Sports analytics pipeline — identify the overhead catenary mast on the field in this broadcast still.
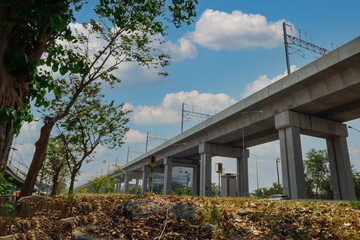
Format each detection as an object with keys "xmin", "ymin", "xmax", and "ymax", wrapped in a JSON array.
[
  {"xmin": 283, "ymin": 22, "xmax": 331, "ymax": 75},
  {"xmin": 181, "ymin": 103, "xmax": 212, "ymax": 133}
]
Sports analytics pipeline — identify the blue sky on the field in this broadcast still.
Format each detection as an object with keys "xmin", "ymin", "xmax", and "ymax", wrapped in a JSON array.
[{"xmin": 10, "ymin": 0, "xmax": 360, "ymax": 192}]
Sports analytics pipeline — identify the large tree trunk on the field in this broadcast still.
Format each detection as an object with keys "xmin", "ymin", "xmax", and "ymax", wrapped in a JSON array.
[
  {"xmin": 0, "ymin": 4, "xmax": 52, "ymax": 173},
  {"xmin": 0, "ymin": 123, "xmax": 13, "ymax": 173},
  {"xmin": 20, "ymin": 118, "xmax": 55, "ymax": 197},
  {"xmin": 0, "ymin": 6, "xmax": 26, "ymax": 172},
  {"xmin": 51, "ymin": 171, "xmax": 60, "ymax": 196},
  {"xmin": 68, "ymin": 172, "xmax": 77, "ymax": 194}
]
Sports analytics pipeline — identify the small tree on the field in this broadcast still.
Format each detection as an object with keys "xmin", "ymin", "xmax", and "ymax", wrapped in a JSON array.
[
  {"xmin": 43, "ymin": 137, "xmax": 70, "ymax": 196},
  {"xmin": 152, "ymin": 183, "xmax": 163, "ymax": 195},
  {"xmin": 90, "ymin": 175, "xmax": 108, "ymax": 194},
  {"xmin": 352, "ymin": 168, "xmax": 360, "ymax": 199},
  {"xmin": 60, "ymin": 86, "xmax": 129, "ymax": 194},
  {"xmin": 304, "ymin": 149, "xmax": 332, "ymax": 199}
]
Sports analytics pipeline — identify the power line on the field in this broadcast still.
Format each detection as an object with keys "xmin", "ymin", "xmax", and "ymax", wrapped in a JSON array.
[
  {"xmin": 283, "ymin": 22, "xmax": 330, "ymax": 75},
  {"xmin": 181, "ymin": 103, "xmax": 212, "ymax": 133},
  {"xmin": 145, "ymin": 132, "xmax": 168, "ymax": 152}
]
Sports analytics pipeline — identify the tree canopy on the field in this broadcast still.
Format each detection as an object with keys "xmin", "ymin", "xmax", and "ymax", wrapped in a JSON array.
[
  {"xmin": 1, "ymin": 0, "xmax": 199, "ymax": 197},
  {"xmin": 304, "ymin": 149, "xmax": 332, "ymax": 199},
  {"xmin": 0, "ymin": 0, "xmax": 198, "ymax": 189}
]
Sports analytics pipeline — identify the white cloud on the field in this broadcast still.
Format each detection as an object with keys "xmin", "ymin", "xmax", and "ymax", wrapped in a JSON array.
[
  {"xmin": 125, "ymin": 129, "xmax": 147, "ymax": 144},
  {"xmin": 163, "ymin": 37, "xmax": 198, "ymax": 61},
  {"xmin": 123, "ymin": 103, "xmax": 134, "ymax": 111},
  {"xmin": 190, "ymin": 9, "xmax": 289, "ymax": 51},
  {"xmin": 93, "ymin": 144, "xmax": 113, "ymax": 159},
  {"xmin": 241, "ymin": 65, "xmax": 296, "ymax": 98},
  {"xmin": 112, "ymin": 63, "xmax": 166, "ymax": 90},
  {"xmin": 131, "ymin": 90, "xmax": 236, "ymax": 125},
  {"xmin": 55, "ymin": 23, "xmax": 168, "ymax": 90}
]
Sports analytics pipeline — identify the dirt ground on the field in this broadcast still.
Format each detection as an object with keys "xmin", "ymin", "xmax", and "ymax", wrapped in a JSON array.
[{"xmin": 0, "ymin": 193, "xmax": 359, "ymax": 239}]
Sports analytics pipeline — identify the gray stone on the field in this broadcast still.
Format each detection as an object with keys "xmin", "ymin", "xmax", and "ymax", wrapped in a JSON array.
[
  {"xmin": 0, "ymin": 235, "xmax": 15, "ymax": 240},
  {"xmin": 205, "ymin": 224, "xmax": 217, "ymax": 232},
  {"xmin": 59, "ymin": 217, "xmax": 76, "ymax": 228},
  {"xmin": 236, "ymin": 209, "xmax": 252, "ymax": 216},
  {"xmin": 72, "ymin": 225, "xmax": 106, "ymax": 240},
  {"xmin": 122, "ymin": 198, "xmax": 197, "ymax": 221}
]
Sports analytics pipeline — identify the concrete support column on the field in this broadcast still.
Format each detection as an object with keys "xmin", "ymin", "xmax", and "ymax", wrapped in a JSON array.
[
  {"xmin": 278, "ymin": 126, "xmax": 306, "ymax": 199},
  {"xmin": 135, "ymin": 178, "xmax": 140, "ymax": 194},
  {"xmin": 192, "ymin": 165, "xmax": 200, "ymax": 196},
  {"xmin": 237, "ymin": 149, "xmax": 249, "ymax": 197},
  {"xmin": 327, "ymin": 136, "xmax": 356, "ymax": 200},
  {"xmin": 141, "ymin": 166, "xmax": 150, "ymax": 193},
  {"xmin": 275, "ymin": 110, "xmax": 352, "ymax": 200},
  {"xmin": 118, "ymin": 179, "xmax": 122, "ymax": 193},
  {"xmin": 114, "ymin": 182, "xmax": 118, "ymax": 193},
  {"xmin": 123, "ymin": 172, "xmax": 130, "ymax": 194},
  {"xmin": 164, "ymin": 157, "xmax": 173, "ymax": 195},
  {"xmin": 199, "ymin": 143, "xmax": 212, "ymax": 196},
  {"xmin": 118, "ymin": 181, "xmax": 122, "ymax": 193}
]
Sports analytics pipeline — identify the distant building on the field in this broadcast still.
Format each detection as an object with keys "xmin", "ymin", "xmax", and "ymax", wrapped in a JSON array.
[{"xmin": 153, "ymin": 167, "xmax": 193, "ymax": 186}]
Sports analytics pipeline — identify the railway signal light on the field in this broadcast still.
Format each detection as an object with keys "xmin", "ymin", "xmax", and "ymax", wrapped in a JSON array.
[{"xmin": 150, "ymin": 154, "xmax": 156, "ymax": 167}]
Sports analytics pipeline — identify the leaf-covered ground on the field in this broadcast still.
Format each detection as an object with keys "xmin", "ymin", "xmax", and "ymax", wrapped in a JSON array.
[{"xmin": 0, "ymin": 193, "xmax": 359, "ymax": 239}]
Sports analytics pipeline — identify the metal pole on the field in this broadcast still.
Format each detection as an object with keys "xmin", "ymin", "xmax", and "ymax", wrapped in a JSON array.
[
  {"xmin": 145, "ymin": 132, "xmax": 149, "ymax": 152},
  {"xmin": 181, "ymin": 103, "xmax": 185, "ymax": 133},
  {"xmin": 149, "ymin": 168, "xmax": 154, "ymax": 192},
  {"xmin": 126, "ymin": 147, "xmax": 130, "ymax": 163},
  {"xmin": 276, "ymin": 158, "xmax": 280, "ymax": 193},
  {"xmin": 242, "ymin": 112, "xmax": 245, "ymax": 198},
  {"xmin": 218, "ymin": 172, "xmax": 221, "ymax": 197},
  {"xmin": 255, "ymin": 155, "xmax": 259, "ymax": 190},
  {"xmin": 283, "ymin": 22, "xmax": 291, "ymax": 75}
]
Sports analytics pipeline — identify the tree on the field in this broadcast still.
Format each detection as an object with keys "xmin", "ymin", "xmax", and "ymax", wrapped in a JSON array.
[
  {"xmin": 171, "ymin": 181, "xmax": 192, "ymax": 196},
  {"xmin": 304, "ymin": 149, "xmax": 332, "ymax": 199},
  {"xmin": 89, "ymin": 175, "xmax": 109, "ymax": 194},
  {"xmin": 1, "ymin": 0, "xmax": 198, "ymax": 196},
  {"xmin": 253, "ymin": 183, "xmax": 283, "ymax": 198},
  {"xmin": 58, "ymin": 86, "xmax": 129, "ymax": 194},
  {"xmin": 353, "ymin": 171, "xmax": 360, "ymax": 199},
  {"xmin": 152, "ymin": 183, "xmax": 163, "ymax": 195},
  {"xmin": 211, "ymin": 182, "xmax": 218, "ymax": 197},
  {"xmin": 0, "ymin": 1, "xmax": 82, "ymax": 173},
  {"xmin": 129, "ymin": 185, "xmax": 141, "ymax": 194},
  {"xmin": 42, "ymin": 137, "xmax": 69, "ymax": 196}
]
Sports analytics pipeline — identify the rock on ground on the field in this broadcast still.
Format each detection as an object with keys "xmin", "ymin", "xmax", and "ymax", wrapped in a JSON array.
[{"xmin": 121, "ymin": 197, "xmax": 197, "ymax": 221}]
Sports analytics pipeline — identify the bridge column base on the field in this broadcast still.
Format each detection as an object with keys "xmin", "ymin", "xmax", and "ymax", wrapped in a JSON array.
[
  {"xmin": 237, "ymin": 149, "xmax": 249, "ymax": 197},
  {"xmin": 327, "ymin": 136, "xmax": 356, "ymax": 200},
  {"xmin": 141, "ymin": 166, "xmax": 150, "ymax": 193},
  {"xmin": 135, "ymin": 178, "xmax": 139, "ymax": 194},
  {"xmin": 199, "ymin": 143, "xmax": 212, "ymax": 196},
  {"xmin": 164, "ymin": 157, "xmax": 173, "ymax": 195},
  {"xmin": 192, "ymin": 165, "xmax": 200, "ymax": 196},
  {"xmin": 123, "ymin": 172, "xmax": 130, "ymax": 194},
  {"xmin": 278, "ymin": 126, "xmax": 306, "ymax": 199},
  {"xmin": 116, "ymin": 181, "xmax": 122, "ymax": 193}
]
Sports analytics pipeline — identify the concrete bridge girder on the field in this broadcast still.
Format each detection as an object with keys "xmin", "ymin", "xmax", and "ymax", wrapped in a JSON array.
[
  {"xmin": 275, "ymin": 111, "xmax": 356, "ymax": 200},
  {"xmin": 112, "ymin": 37, "xmax": 360, "ymax": 200}
]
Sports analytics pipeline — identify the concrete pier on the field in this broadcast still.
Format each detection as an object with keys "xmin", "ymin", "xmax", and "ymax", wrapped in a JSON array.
[{"xmin": 163, "ymin": 157, "xmax": 173, "ymax": 195}]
